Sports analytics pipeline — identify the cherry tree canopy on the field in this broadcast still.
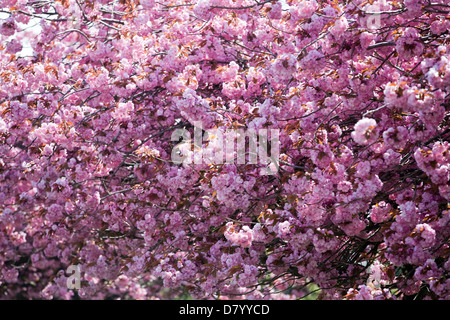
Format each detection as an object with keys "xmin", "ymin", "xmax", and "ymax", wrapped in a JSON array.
[{"xmin": 0, "ymin": 0, "xmax": 449, "ymax": 300}]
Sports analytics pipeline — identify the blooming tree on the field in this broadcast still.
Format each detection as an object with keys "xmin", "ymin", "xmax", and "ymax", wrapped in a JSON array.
[{"xmin": 0, "ymin": 0, "xmax": 449, "ymax": 300}]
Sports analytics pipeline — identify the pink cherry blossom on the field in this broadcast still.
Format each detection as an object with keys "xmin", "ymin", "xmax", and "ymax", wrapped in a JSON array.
[{"xmin": 351, "ymin": 118, "xmax": 379, "ymax": 146}]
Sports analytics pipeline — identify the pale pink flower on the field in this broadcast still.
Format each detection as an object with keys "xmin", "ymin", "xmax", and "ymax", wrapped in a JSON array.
[{"xmin": 351, "ymin": 118, "xmax": 379, "ymax": 145}]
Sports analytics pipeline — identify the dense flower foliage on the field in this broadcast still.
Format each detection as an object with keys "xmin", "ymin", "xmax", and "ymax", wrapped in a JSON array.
[{"xmin": 0, "ymin": 0, "xmax": 449, "ymax": 300}]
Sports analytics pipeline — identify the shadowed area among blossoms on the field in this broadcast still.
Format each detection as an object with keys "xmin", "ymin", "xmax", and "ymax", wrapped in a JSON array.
[{"xmin": 0, "ymin": 0, "xmax": 449, "ymax": 300}]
